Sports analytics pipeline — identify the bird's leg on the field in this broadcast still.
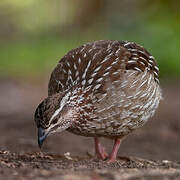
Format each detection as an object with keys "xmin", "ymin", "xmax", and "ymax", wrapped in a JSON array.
[
  {"xmin": 94, "ymin": 137, "xmax": 108, "ymax": 160},
  {"xmin": 107, "ymin": 138, "xmax": 122, "ymax": 163}
]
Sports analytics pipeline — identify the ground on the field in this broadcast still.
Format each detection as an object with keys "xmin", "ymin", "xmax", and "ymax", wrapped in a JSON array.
[{"xmin": 0, "ymin": 78, "xmax": 180, "ymax": 179}]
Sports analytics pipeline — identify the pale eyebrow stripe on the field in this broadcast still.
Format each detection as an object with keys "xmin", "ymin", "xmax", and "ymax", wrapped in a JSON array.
[{"xmin": 49, "ymin": 92, "xmax": 71, "ymax": 124}]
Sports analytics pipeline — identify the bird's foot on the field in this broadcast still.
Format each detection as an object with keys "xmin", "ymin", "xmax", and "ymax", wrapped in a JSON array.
[
  {"xmin": 106, "ymin": 158, "xmax": 116, "ymax": 163},
  {"xmin": 94, "ymin": 137, "xmax": 108, "ymax": 160},
  {"xmin": 106, "ymin": 138, "xmax": 122, "ymax": 163},
  {"xmin": 96, "ymin": 145, "xmax": 109, "ymax": 160}
]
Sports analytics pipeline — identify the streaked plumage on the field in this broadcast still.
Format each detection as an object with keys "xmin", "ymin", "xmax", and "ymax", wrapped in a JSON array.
[{"xmin": 34, "ymin": 40, "xmax": 162, "ymax": 162}]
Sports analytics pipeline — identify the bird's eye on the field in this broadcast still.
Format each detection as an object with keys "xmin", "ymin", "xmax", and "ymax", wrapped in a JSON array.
[{"xmin": 35, "ymin": 101, "xmax": 44, "ymax": 119}]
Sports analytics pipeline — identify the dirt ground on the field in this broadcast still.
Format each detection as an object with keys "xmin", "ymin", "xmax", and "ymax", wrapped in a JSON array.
[{"xmin": 0, "ymin": 77, "xmax": 180, "ymax": 180}]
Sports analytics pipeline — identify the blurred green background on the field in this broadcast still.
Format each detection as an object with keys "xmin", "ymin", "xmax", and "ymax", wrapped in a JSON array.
[{"xmin": 0, "ymin": 0, "xmax": 180, "ymax": 79}]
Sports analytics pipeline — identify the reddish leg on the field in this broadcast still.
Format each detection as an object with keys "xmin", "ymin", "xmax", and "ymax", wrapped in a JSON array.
[
  {"xmin": 107, "ymin": 139, "xmax": 122, "ymax": 163},
  {"xmin": 94, "ymin": 137, "xmax": 108, "ymax": 160}
]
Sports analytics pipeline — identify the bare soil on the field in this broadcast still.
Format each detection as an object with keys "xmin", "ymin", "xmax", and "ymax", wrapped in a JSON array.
[{"xmin": 0, "ymin": 78, "xmax": 180, "ymax": 180}]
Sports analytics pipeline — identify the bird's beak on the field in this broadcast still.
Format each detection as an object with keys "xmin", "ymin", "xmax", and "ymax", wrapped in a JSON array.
[{"xmin": 38, "ymin": 127, "xmax": 49, "ymax": 148}]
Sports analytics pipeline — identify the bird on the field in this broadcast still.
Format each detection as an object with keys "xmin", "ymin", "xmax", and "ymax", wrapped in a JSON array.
[{"xmin": 34, "ymin": 40, "xmax": 162, "ymax": 162}]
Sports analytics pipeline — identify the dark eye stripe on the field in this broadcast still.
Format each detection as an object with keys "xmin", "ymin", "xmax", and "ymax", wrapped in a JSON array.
[{"xmin": 52, "ymin": 118, "xmax": 58, "ymax": 124}]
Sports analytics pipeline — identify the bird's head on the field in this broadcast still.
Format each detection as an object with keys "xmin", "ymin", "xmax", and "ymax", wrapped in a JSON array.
[{"xmin": 34, "ymin": 92, "xmax": 78, "ymax": 148}]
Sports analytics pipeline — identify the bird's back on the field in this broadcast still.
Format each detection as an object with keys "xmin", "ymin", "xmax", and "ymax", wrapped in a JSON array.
[{"xmin": 48, "ymin": 40, "xmax": 162, "ymax": 138}]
